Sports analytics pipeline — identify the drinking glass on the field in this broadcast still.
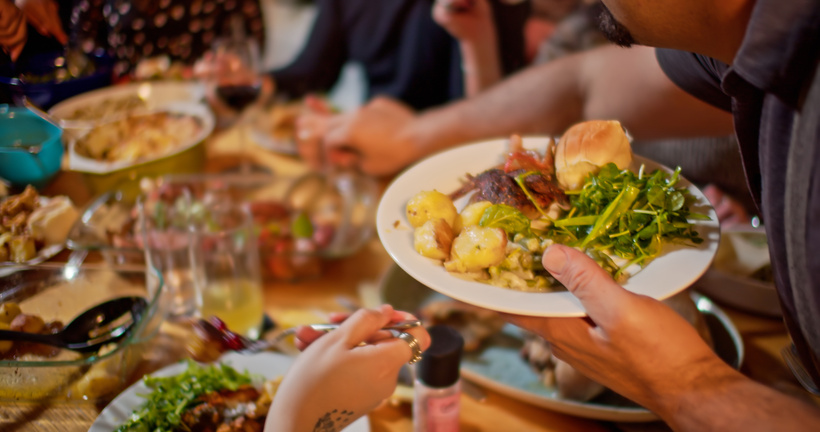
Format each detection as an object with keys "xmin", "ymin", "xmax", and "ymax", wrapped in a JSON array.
[
  {"xmin": 138, "ymin": 191, "xmax": 198, "ymax": 318},
  {"xmin": 206, "ymin": 15, "xmax": 270, "ymax": 180},
  {"xmin": 188, "ymin": 201, "xmax": 265, "ymax": 339}
]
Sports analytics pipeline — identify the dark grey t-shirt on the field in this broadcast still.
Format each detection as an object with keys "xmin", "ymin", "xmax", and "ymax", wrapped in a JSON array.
[{"xmin": 656, "ymin": 0, "xmax": 820, "ymax": 381}]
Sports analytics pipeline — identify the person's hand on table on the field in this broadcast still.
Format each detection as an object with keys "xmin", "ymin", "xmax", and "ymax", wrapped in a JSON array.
[
  {"xmin": 15, "ymin": 0, "xmax": 66, "ymax": 44},
  {"xmin": 309, "ymin": 96, "xmax": 421, "ymax": 176},
  {"xmin": 294, "ymin": 95, "xmax": 336, "ymax": 170},
  {"xmin": 265, "ymin": 305, "xmax": 430, "ymax": 432}
]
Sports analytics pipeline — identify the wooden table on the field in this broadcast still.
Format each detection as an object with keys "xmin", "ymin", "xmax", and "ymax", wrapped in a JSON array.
[{"xmin": 3, "ymin": 129, "xmax": 817, "ymax": 431}]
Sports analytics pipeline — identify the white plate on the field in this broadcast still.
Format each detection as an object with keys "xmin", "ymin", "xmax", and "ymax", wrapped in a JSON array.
[
  {"xmin": 65, "ymin": 101, "xmax": 215, "ymax": 174},
  {"xmin": 90, "ymin": 352, "xmax": 370, "ymax": 432},
  {"xmin": 250, "ymin": 127, "xmax": 297, "ymax": 155},
  {"xmin": 49, "ymin": 80, "xmax": 206, "ymax": 120},
  {"xmin": 380, "ymin": 264, "xmax": 743, "ymax": 422},
  {"xmin": 377, "ymin": 137, "xmax": 720, "ymax": 317}
]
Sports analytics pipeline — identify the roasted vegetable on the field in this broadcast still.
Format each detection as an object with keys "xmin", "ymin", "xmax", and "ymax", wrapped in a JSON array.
[
  {"xmin": 453, "ymin": 200, "xmax": 493, "ymax": 234},
  {"xmin": 414, "ymin": 218, "xmax": 455, "ymax": 260},
  {"xmin": 0, "ymin": 302, "xmax": 21, "ymax": 324},
  {"xmin": 406, "ymin": 190, "xmax": 458, "ymax": 228},
  {"xmin": 445, "ymin": 226, "xmax": 507, "ymax": 273}
]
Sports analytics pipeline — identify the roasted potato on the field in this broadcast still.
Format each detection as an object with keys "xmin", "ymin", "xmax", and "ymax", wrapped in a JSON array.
[
  {"xmin": 406, "ymin": 190, "xmax": 458, "ymax": 228},
  {"xmin": 414, "ymin": 218, "xmax": 454, "ymax": 261},
  {"xmin": 453, "ymin": 200, "xmax": 493, "ymax": 234},
  {"xmin": 0, "ymin": 302, "xmax": 21, "ymax": 324},
  {"xmin": 9, "ymin": 236, "xmax": 36, "ymax": 263},
  {"xmin": 445, "ymin": 226, "xmax": 507, "ymax": 273}
]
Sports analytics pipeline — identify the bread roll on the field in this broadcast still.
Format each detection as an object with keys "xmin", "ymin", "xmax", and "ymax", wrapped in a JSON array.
[{"xmin": 554, "ymin": 120, "xmax": 632, "ymax": 190}]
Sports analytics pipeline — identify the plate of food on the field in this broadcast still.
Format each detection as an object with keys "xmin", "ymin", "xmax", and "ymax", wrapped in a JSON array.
[
  {"xmin": 250, "ymin": 100, "xmax": 303, "ymax": 155},
  {"xmin": 90, "ymin": 351, "xmax": 371, "ymax": 432},
  {"xmin": 380, "ymin": 263, "xmax": 743, "ymax": 422},
  {"xmin": 48, "ymin": 80, "xmax": 206, "ymax": 124},
  {"xmin": 0, "ymin": 185, "xmax": 79, "ymax": 265},
  {"xmin": 377, "ymin": 121, "xmax": 720, "ymax": 317},
  {"xmin": 65, "ymin": 102, "xmax": 213, "ymax": 174}
]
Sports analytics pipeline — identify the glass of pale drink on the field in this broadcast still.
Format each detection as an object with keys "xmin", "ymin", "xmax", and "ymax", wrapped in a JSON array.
[{"xmin": 188, "ymin": 200, "xmax": 265, "ymax": 339}]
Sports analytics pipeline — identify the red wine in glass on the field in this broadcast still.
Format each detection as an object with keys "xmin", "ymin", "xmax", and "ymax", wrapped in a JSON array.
[{"xmin": 216, "ymin": 83, "xmax": 262, "ymax": 111}]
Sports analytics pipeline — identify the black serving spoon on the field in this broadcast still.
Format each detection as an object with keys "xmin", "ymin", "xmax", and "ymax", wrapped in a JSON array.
[{"xmin": 0, "ymin": 296, "xmax": 148, "ymax": 353}]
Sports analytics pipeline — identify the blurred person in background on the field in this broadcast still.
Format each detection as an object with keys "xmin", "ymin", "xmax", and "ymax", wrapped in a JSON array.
[
  {"xmin": 271, "ymin": 0, "xmax": 530, "ymax": 111},
  {"xmin": 71, "ymin": 0, "xmax": 266, "ymax": 79},
  {"xmin": 10, "ymin": 0, "xmax": 265, "ymax": 79},
  {"xmin": 290, "ymin": 0, "xmax": 529, "ymax": 168}
]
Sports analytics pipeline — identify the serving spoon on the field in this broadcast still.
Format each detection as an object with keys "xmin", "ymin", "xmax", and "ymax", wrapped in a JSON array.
[
  {"xmin": 21, "ymin": 96, "xmax": 98, "ymax": 130},
  {"xmin": 0, "ymin": 296, "xmax": 148, "ymax": 353}
]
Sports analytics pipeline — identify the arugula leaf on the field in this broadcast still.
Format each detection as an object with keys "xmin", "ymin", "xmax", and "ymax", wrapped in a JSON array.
[
  {"xmin": 480, "ymin": 204, "xmax": 531, "ymax": 237},
  {"xmin": 544, "ymin": 163, "xmax": 710, "ymax": 278},
  {"xmin": 115, "ymin": 361, "xmax": 255, "ymax": 432}
]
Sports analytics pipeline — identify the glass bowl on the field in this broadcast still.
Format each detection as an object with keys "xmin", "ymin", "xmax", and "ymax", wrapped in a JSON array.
[
  {"xmin": 65, "ymin": 187, "xmax": 144, "ymax": 266},
  {"xmin": 0, "ymin": 262, "xmax": 165, "ymax": 402},
  {"xmin": 66, "ymin": 172, "xmax": 379, "ymax": 281}
]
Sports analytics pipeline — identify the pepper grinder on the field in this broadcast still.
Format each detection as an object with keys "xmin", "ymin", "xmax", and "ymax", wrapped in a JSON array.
[{"xmin": 413, "ymin": 325, "xmax": 464, "ymax": 432}]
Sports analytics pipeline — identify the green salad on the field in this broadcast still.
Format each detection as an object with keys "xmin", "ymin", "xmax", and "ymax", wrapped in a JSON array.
[
  {"xmin": 116, "ymin": 361, "xmax": 256, "ymax": 432},
  {"xmin": 479, "ymin": 163, "xmax": 709, "ymax": 290}
]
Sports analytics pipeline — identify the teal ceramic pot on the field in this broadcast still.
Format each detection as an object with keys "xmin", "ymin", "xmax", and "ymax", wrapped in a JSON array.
[{"xmin": 0, "ymin": 104, "xmax": 64, "ymax": 189}]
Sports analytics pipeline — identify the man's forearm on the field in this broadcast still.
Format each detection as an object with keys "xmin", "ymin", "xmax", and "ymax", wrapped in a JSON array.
[
  {"xmin": 410, "ymin": 49, "xmax": 586, "ymax": 156},
  {"xmin": 407, "ymin": 45, "xmax": 734, "ymax": 159},
  {"xmin": 656, "ymin": 364, "xmax": 820, "ymax": 431}
]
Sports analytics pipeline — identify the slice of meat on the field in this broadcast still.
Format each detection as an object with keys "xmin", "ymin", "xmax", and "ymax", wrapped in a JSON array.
[
  {"xmin": 450, "ymin": 169, "xmax": 566, "ymax": 219},
  {"xmin": 182, "ymin": 385, "xmax": 265, "ymax": 432}
]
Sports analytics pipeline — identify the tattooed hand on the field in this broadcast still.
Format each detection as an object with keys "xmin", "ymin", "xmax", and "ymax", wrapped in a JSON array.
[{"xmin": 265, "ymin": 305, "xmax": 431, "ymax": 432}]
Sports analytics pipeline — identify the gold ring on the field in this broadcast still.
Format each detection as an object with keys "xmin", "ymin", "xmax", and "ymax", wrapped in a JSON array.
[{"xmin": 395, "ymin": 331, "xmax": 423, "ymax": 365}]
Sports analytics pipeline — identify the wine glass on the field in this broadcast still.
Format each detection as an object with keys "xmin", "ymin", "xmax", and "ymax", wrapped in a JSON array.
[{"xmin": 206, "ymin": 16, "xmax": 271, "ymax": 182}]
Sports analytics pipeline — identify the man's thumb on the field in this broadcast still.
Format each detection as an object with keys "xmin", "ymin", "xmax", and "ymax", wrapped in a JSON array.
[{"xmin": 542, "ymin": 245, "xmax": 630, "ymax": 320}]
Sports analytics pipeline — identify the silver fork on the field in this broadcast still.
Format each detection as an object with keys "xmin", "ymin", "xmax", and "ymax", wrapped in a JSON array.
[
  {"xmin": 238, "ymin": 320, "xmax": 422, "ymax": 354},
  {"xmin": 781, "ymin": 343, "xmax": 820, "ymax": 395}
]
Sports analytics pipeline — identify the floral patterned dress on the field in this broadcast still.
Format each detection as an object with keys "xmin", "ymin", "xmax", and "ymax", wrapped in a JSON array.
[{"xmin": 70, "ymin": 0, "xmax": 265, "ymax": 77}]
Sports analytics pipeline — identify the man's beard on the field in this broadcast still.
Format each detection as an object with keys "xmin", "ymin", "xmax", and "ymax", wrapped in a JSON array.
[{"xmin": 591, "ymin": 2, "xmax": 637, "ymax": 47}]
